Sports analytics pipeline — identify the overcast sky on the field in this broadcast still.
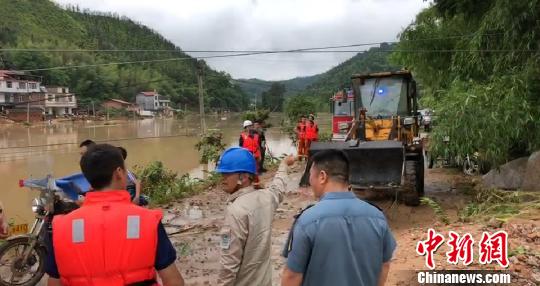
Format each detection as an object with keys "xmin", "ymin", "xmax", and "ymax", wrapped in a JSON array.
[{"xmin": 53, "ymin": 0, "xmax": 430, "ymax": 80}]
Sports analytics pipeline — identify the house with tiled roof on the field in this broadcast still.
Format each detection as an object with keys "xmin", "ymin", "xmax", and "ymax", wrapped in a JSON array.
[{"xmin": 135, "ymin": 90, "xmax": 170, "ymax": 113}]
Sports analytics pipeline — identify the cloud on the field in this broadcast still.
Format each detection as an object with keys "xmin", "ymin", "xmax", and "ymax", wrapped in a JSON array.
[{"xmin": 54, "ymin": 0, "xmax": 429, "ymax": 80}]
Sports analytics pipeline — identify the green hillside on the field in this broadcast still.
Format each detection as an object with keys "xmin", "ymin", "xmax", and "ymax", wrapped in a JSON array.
[
  {"xmin": 236, "ymin": 74, "xmax": 322, "ymax": 103},
  {"xmin": 0, "ymin": 0, "xmax": 249, "ymax": 111},
  {"xmin": 302, "ymin": 44, "xmax": 398, "ymax": 102}
]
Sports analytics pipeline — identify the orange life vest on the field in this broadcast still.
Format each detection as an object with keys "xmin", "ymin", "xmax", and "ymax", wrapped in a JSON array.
[
  {"xmin": 305, "ymin": 122, "xmax": 318, "ymax": 140},
  {"xmin": 241, "ymin": 132, "xmax": 261, "ymax": 159},
  {"xmin": 297, "ymin": 122, "xmax": 306, "ymax": 140},
  {"xmin": 52, "ymin": 191, "xmax": 162, "ymax": 286}
]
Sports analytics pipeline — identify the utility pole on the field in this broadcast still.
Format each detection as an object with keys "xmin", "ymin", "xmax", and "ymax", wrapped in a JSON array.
[
  {"xmin": 197, "ymin": 60, "xmax": 207, "ymax": 134},
  {"xmin": 26, "ymin": 102, "xmax": 30, "ymax": 124},
  {"xmin": 184, "ymin": 103, "xmax": 188, "ymax": 136},
  {"xmin": 91, "ymin": 101, "xmax": 95, "ymax": 119}
]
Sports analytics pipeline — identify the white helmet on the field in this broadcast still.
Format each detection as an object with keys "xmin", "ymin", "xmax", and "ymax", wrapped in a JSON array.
[{"xmin": 243, "ymin": 120, "xmax": 253, "ymax": 128}]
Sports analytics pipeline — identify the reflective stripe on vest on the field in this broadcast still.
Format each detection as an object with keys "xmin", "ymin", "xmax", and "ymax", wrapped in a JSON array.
[
  {"xmin": 72, "ymin": 219, "xmax": 84, "ymax": 243},
  {"xmin": 127, "ymin": 215, "xmax": 141, "ymax": 239},
  {"xmin": 71, "ymin": 215, "xmax": 142, "ymax": 242}
]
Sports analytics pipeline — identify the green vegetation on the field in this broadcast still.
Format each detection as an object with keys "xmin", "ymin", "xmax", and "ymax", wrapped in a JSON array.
[
  {"xmin": 242, "ymin": 109, "xmax": 270, "ymax": 124},
  {"xmin": 0, "ymin": 0, "xmax": 249, "ymax": 111},
  {"xmin": 317, "ymin": 131, "xmax": 332, "ymax": 142},
  {"xmin": 459, "ymin": 189, "xmax": 540, "ymax": 222},
  {"xmin": 134, "ymin": 161, "xmax": 221, "ymax": 205},
  {"xmin": 236, "ymin": 75, "xmax": 322, "ymax": 103},
  {"xmin": 284, "ymin": 95, "xmax": 317, "ymax": 121},
  {"xmin": 420, "ymin": 197, "xmax": 449, "ymax": 225},
  {"xmin": 261, "ymin": 83, "xmax": 286, "ymax": 112},
  {"xmin": 194, "ymin": 130, "xmax": 226, "ymax": 164},
  {"xmin": 392, "ymin": 0, "xmax": 540, "ymax": 166}
]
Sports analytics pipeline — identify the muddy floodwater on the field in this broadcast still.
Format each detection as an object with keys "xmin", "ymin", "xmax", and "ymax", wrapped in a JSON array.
[{"xmin": 0, "ymin": 114, "xmax": 297, "ymax": 226}]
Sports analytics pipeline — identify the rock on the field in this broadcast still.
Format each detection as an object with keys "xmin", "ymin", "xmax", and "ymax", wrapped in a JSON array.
[
  {"xmin": 522, "ymin": 151, "xmax": 540, "ymax": 191},
  {"xmin": 509, "ymin": 256, "xmax": 519, "ymax": 264},
  {"xmin": 526, "ymin": 256, "xmax": 540, "ymax": 267},
  {"xmin": 532, "ymin": 271, "xmax": 540, "ymax": 283},
  {"xmin": 525, "ymin": 232, "xmax": 538, "ymax": 241},
  {"xmin": 486, "ymin": 218, "xmax": 503, "ymax": 228},
  {"xmin": 482, "ymin": 157, "xmax": 528, "ymax": 190}
]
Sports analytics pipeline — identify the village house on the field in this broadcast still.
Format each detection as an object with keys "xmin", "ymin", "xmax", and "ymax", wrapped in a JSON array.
[
  {"xmin": 102, "ymin": 99, "xmax": 140, "ymax": 114},
  {"xmin": 43, "ymin": 86, "xmax": 77, "ymax": 117},
  {"xmin": 0, "ymin": 70, "xmax": 42, "ymax": 112},
  {"xmin": 135, "ymin": 91, "xmax": 171, "ymax": 113},
  {"xmin": 0, "ymin": 71, "xmax": 78, "ymax": 121}
]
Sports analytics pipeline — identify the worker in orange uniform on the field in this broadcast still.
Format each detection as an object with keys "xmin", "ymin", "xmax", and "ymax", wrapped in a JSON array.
[
  {"xmin": 46, "ymin": 144, "xmax": 184, "ymax": 286},
  {"xmin": 239, "ymin": 120, "xmax": 262, "ymax": 188},
  {"xmin": 305, "ymin": 114, "xmax": 319, "ymax": 153},
  {"xmin": 296, "ymin": 116, "xmax": 307, "ymax": 160}
]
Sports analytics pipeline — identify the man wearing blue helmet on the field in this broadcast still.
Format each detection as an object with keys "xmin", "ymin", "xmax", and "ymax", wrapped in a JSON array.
[{"xmin": 216, "ymin": 147, "xmax": 295, "ymax": 286}]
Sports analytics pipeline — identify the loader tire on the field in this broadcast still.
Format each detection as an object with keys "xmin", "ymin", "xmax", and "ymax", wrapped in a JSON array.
[{"xmin": 401, "ymin": 159, "xmax": 424, "ymax": 206}]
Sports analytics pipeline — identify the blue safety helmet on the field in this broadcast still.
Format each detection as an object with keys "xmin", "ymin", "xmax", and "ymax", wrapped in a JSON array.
[{"xmin": 216, "ymin": 147, "xmax": 257, "ymax": 175}]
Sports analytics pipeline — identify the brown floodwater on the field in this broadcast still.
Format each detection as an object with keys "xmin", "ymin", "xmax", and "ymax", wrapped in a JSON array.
[{"xmin": 0, "ymin": 114, "xmax": 298, "ymax": 225}]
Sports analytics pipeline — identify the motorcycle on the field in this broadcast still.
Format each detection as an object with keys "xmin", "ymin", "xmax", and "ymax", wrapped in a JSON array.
[
  {"xmin": 462, "ymin": 152, "xmax": 481, "ymax": 176},
  {"xmin": 0, "ymin": 175, "xmax": 80, "ymax": 286}
]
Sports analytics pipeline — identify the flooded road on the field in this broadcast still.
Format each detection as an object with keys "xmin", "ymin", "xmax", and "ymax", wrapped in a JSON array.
[{"xmin": 0, "ymin": 114, "xmax": 296, "ymax": 226}]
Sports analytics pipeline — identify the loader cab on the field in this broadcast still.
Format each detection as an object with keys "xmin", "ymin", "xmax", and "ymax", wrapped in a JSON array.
[
  {"xmin": 351, "ymin": 71, "xmax": 420, "ymax": 141},
  {"xmin": 331, "ymin": 89, "xmax": 355, "ymax": 141}
]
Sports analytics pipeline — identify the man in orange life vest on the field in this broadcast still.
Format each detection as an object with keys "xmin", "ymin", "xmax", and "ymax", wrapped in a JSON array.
[
  {"xmin": 45, "ymin": 144, "xmax": 184, "ymax": 286},
  {"xmin": 304, "ymin": 114, "xmax": 319, "ymax": 152},
  {"xmin": 295, "ymin": 116, "xmax": 307, "ymax": 160},
  {"xmin": 239, "ymin": 120, "xmax": 262, "ymax": 188}
]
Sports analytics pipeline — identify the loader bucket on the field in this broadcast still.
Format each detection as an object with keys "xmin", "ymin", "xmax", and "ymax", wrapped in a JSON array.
[{"xmin": 299, "ymin": 140, "xmax": 404, "ymax": 188}]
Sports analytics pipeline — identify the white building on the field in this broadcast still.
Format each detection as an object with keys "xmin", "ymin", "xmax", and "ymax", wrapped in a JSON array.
[
  {"xmin": 0, "ymin": 70, "xmax": 42, "ymax": 112},
  {"xmin": 135, "ymin": 91, "xmax": 171, "ymax": 112},
  {"xmin": 44, "ymin": 86, "xmax": 77, "ymax": 116}
]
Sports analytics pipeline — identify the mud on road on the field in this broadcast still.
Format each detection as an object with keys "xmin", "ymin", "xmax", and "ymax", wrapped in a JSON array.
[{"xmin": 161, "ymin": 164, "xmax": 539, "ymax": 285}]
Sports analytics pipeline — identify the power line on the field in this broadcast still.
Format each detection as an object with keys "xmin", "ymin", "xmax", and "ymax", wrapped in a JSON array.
[
  {"xmin": 15, "ymin": 48, "xmax": 537, "ymax": 73},
  {"xmin": 0, "ymin": 32, "xmax": 505, "ymax": 54}
]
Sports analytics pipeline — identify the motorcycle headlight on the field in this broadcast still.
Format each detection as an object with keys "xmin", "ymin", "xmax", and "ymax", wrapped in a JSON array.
[{"xmin": 31, "ymin": 198, "xmax": 44, "ymax": 214}]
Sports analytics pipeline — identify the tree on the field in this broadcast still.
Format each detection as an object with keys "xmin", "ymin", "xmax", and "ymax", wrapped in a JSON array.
[
  {"xmin": 284, "ymin": 95, "xmax": 317, "ymax": 121},
  {"xmin": 392, "ymin": 0, "xmax": 540, "ymax": 166},
  {"xmin": 261, "ymin": 83, "xmax": 286, "ymax": 111}
]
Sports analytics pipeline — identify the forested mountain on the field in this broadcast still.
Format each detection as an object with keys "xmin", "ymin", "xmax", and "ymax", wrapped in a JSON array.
[
  {"xmin": 281, "ymin": 44, "xmax": 399, "ymax": 110},
  {"xmin": 239, "ymin": 44, "xmax": 398, "ymax": 109},
  {"xmin": 0, "ymin": 0, "xmax": 249, "ymax": 111},
  {"xmin": 236, "ymin": 74, "xmax": 321, "ymax": 102}
]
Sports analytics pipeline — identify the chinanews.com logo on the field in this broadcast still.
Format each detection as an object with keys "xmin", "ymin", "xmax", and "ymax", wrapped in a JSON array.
[{"xmin": 414, "ymin": 228, "xmax": 512, "ymax": 285}]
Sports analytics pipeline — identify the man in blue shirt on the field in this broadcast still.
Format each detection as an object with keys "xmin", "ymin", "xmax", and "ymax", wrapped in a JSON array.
[{"xmin": 281, "ymin": 149, "xmax": 397, "ymax": 286}]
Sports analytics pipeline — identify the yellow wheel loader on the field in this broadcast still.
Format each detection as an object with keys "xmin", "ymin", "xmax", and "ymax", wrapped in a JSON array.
[{"xmin": 301, "ymin": 70, "xmax": 425, "ymax": 206}]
